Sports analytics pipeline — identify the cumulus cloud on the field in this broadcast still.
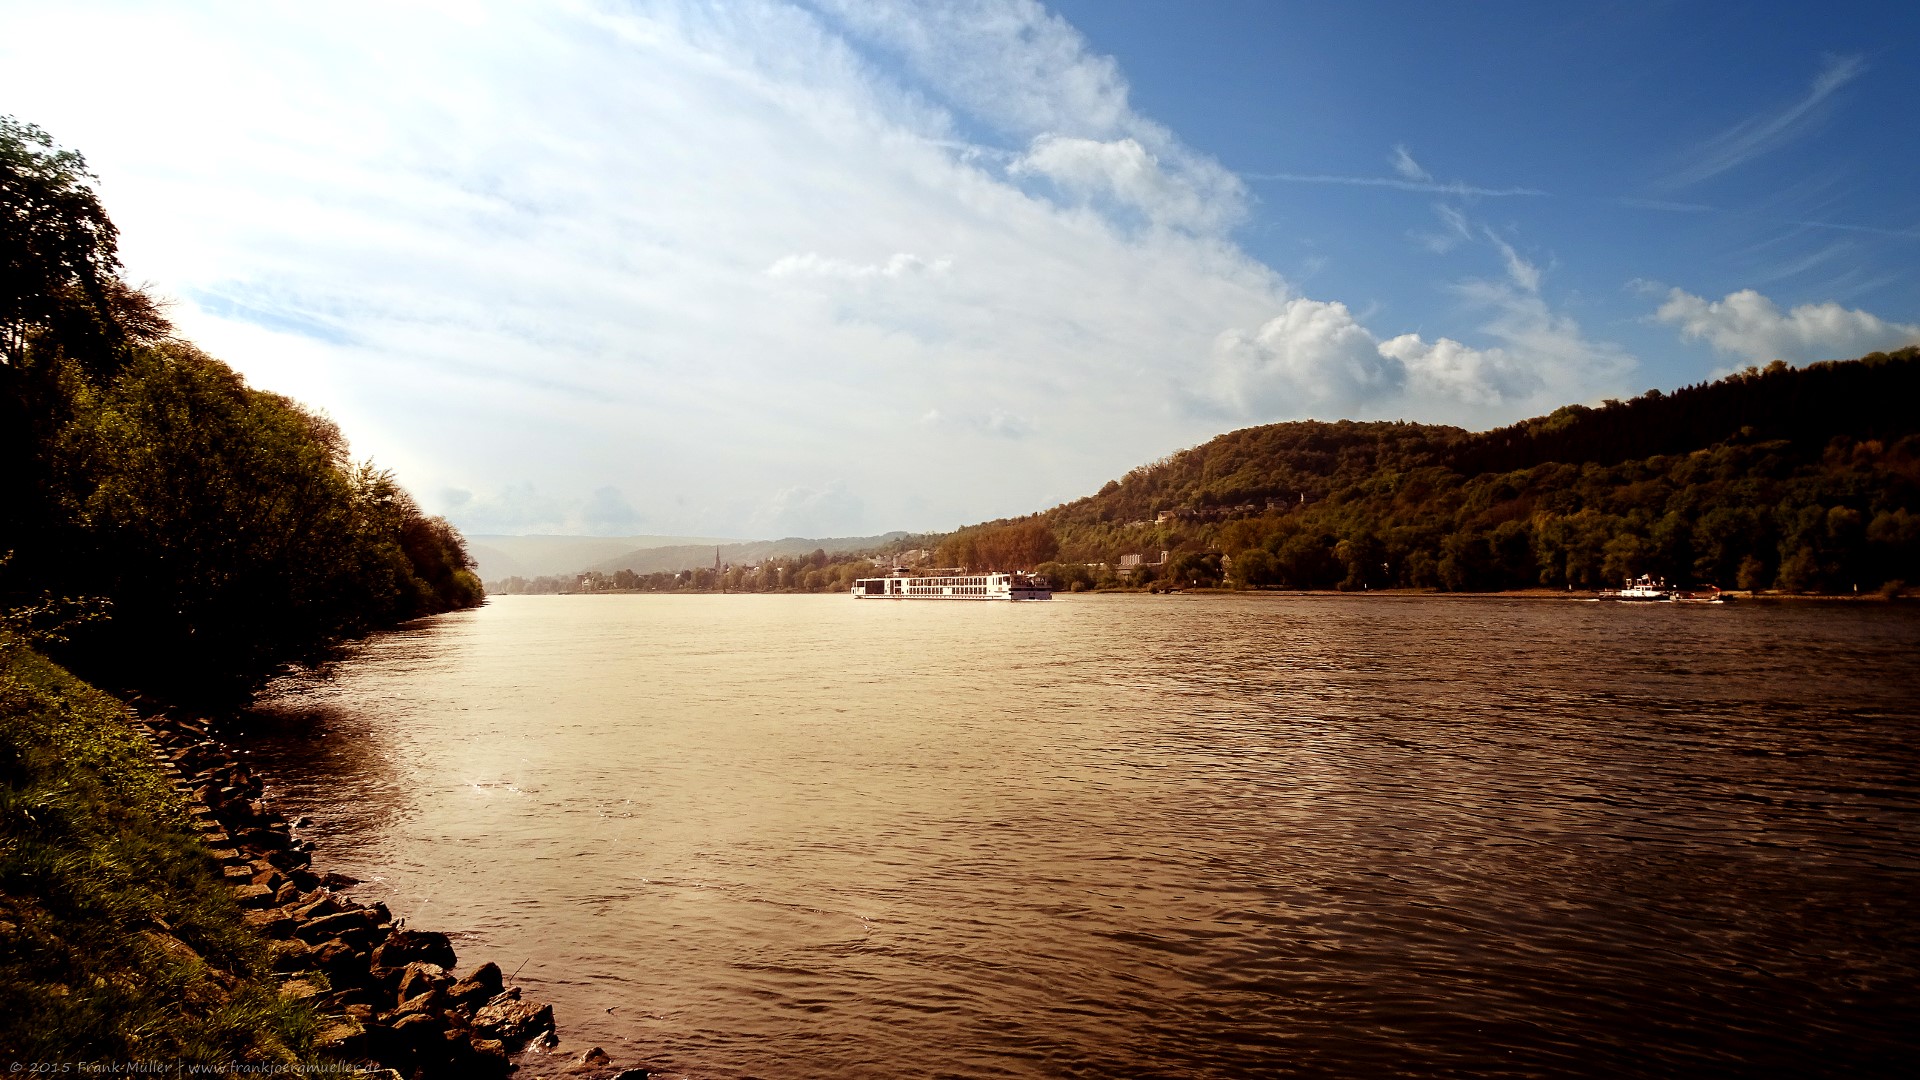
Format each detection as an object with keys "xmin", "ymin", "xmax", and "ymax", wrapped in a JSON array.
[
  {"xmin": 1211, "ymin": 274, "xmax": 1628, "ymax": 420},
  {"xmin": 1654, "ymin": 287, "xmax": 1920, "ymax": 363},
  {"xmin": 1212, "ymin": 300, "xmax": 1400, "ymax": 415}
]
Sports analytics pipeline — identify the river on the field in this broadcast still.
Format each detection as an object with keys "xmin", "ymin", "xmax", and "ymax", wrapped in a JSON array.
[{"xmin": 243, "ymin": 593, "xmax": 1920, "ymax": 1077}]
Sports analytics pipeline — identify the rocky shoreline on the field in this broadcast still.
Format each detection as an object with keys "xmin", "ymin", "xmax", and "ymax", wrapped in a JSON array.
[{"xmin": 127, "ymin": 705, "xmax": 650, "ymax": 1079}]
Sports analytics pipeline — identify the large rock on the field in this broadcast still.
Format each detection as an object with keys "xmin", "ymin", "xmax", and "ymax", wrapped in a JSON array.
[
  {"xmin": 449, "ymin": 961, "xmax": 504, "ymax": 1010},
  {"xmin": 235, "ymin": 826, "xmax": 291, "ymax": 850},
  {"xmin": 291, "ymin": 894, "xmax": 341, "ymax": 921},
  {"xmin": 267, "ymin": 939, "xmax": 311, "ymax": 973},
  {"xmin": 390, "ymin": 1010, "xmax": 447, "ymax": 1044},
  {"xmin": 461, "ymin": 1036, "xmax": 514, "ymax": 1080},
  {"xmin": 569, "ymin": 1047, "xmax": 612, "ymax": 1072},
  {"xmin": 231, "ymin": 883, "xmax": 275, "ymax": 908},
  {"xmin": 242, "ymin": 908, "xmax": 295, "ymax": 939},
  {"xmin": 394, "ymin": 961, "xmax": 451, "ymax": 1005},
  {"xmin": 295, "ymin": 908, "xmax": 380, "ymax": 945},
  {"xmin": 472, "ymin": 995, "xmax": 555, "ymax": 1048},
  {"xmin": 314, "ymin": 940, "xmax": 374, "ymax": 988},
  {"xmin": 372, "ymin": 928, "xmax": 457, "ymax": 970}
]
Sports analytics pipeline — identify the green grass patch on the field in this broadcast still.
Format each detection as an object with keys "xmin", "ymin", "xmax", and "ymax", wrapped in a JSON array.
[{"xmin": 0, "ymin": 636, "xmax": 319, "ymax": 1066}]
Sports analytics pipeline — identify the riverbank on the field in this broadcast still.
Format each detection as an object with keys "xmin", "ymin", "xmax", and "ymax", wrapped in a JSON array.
[
  {"xmin": 0, "ymin": 638, "xmax": 645, "ymax": 1078},
  {"xmin": 1117, "ymin": 585, "xmax": 1911, "ymax": 601},
  {"xmin": 0, "ymin": 638, "xmax": 316, "ymax": 1067}
]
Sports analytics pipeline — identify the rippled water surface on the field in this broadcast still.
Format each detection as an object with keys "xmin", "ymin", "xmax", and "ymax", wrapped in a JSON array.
[{"xmin": 245, "ymin": 594, "xmax": 1920, "ymax": 1077}]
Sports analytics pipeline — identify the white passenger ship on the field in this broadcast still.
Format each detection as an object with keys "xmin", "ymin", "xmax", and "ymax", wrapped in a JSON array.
[{"xmin": 853, "ymin": 568, "xmax": 1052, "ymax": 600}]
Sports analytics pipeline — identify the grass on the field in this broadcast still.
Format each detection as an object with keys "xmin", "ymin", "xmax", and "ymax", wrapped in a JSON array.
[{"xmin": 0, "ymin": 635, "xmax": 319, "ymax": 1066}]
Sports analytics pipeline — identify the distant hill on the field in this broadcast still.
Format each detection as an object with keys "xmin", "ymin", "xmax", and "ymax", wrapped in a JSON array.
[
  {"xmin": 586, "ymin": 532, "xmax": 913, "ymax": 576},
  {"xmin": 467, "ymin": 534, "xmax": 740, "ymax": 579}
]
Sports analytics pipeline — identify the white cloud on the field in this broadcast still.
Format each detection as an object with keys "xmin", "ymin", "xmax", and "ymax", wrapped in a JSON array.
[
  {"xmin": 1010, "ymin": 134, "xmax": 1242, "ymax": 233},
  {"xmin": 1246, "ymin": 172, "xmax": 1545, "ymax": 198},
  {"xmin": 1654, "ymin": 287, "xmax": 1920, "ymax": 363},
  {"xmin": 1211, "ymin": 265, "xmax": 1629, "ymax": 420},
  {"xmin": 1661, "ymin": 53, "xmax": 1866, "ymax": 189},
  {"xmin": 1391, "ymin": 144, "xmax": 1431, "ymax": 183},
  {"xmin": 1485, "ymin": 231, "xmax": 1542, "ymax": 293},
  {"xmin": 763, "ymin": 481, "xmax": 865, "ymax": 537},
  {"xmin": 818, "ymin": 0, "xmax": 1247, "ymax": 236},
  {"xmin": 919, "ymin": 407, "xmax": 1033, "ymax": 439},
  {"xmin": 766, "ymin": 252, "xmax": 951, "ymax": 280},
  {"xmin": 1411, "ymin": 203, "xmax": 1474, "ymax": 254},
  {"xmin": 0, "ymin": 0, "xmax": 1634, "ymax": 537},
  {"xmin": 1212, "ymin": 300, "xmax": 1400, "ymax": 415},
  {"xmin": 812, "ymin": 0, "xmax": 1162, "ymax": 148}
]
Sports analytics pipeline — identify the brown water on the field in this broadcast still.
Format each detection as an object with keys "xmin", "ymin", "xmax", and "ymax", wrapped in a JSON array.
[{"xmin": 243, "ymin": 594, "xmax": 1920, "ymax": 1078}]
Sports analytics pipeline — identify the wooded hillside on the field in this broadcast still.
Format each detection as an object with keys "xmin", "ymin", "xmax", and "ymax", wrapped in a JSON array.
[{"xmin": 956, "ymin": 349, "xmax": 1920, "ymax": 595}]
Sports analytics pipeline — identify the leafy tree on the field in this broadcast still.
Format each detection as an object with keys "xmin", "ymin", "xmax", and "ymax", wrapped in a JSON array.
[{"xmin": 2, "ymin": 120, "xmax": 482, "ymax": 704}]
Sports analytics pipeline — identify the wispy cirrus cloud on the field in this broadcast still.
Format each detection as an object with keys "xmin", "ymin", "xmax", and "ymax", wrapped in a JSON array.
[
  {"xmin": 1244, "ymin": 171, "xmax": 1546, "ymax": 198},
  {"xmin": 1658, "ymin": 53, "xmax": 1866, "ymax": 189},
  {"xmin": 1390, "ymin": 144, "xmax": 1432, "ymax": 183}
]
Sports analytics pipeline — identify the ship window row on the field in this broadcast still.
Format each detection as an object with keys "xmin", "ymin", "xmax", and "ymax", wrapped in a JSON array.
[{"xmin": 856, "ymin": 575, "xmax": 1010, "ymax": 586}]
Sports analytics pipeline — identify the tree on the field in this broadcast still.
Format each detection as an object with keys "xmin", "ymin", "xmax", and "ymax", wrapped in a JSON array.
[{"xmin": 1, "ymin": 116, "xmax": 167, "ymax": 378}]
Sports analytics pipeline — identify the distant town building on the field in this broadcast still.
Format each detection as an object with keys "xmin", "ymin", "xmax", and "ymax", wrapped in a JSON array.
[{"xmin": 1116, "ymin": 550, "xmax": 1170, "ymax": 577}]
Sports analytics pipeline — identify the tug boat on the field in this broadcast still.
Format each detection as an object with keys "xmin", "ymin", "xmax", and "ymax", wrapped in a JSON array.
[
  {"xmin": 1607, "ymin": 575, "xmax": 1674, "ymax": 601},
  {"xmin": 1600, "ymin": 576, "xmax": 1725, "ymax": 603},
  {"xmin": 852, "ymin": 568, "xmax": 1052, "ymax": 600}
]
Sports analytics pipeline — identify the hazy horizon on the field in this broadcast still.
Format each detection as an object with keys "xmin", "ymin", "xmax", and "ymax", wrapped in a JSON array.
[{"xmin": 3, "ymin": 1, "xmax": 1916, "ymax": 538}]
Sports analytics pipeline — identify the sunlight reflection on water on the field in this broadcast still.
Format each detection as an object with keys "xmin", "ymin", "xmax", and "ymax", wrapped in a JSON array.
[{"xmin": 245, "ymin": 594, "xmax": 1920, "ymax": 1078}]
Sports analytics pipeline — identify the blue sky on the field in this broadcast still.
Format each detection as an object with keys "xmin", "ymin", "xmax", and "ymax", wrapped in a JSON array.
[
  {"xmin": 2, "ymin": 1, "xmax": 1915, "ymax": 538},
  {"xmin": 1042, "ymin": 0, "xmax": 1920, "ymax": 386}
]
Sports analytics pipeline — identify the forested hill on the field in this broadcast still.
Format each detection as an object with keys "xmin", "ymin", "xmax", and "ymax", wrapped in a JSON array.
[
  {"xmin": 1453, "ymin": 349, "xmax": 1920, "ymax": 475},
  {"xmin": 937, "ymin": 348, "xmax": 1920, "ymax": 595},
  {"xmin": 1048, "ymin": 350, "xmax": 1920, "ymax": 532},
  {"xmin": 1048, "ymin": 420, "xmax": 1462, "ymax": 530}
]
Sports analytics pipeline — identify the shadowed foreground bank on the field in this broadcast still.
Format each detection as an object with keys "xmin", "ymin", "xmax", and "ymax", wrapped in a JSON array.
[{"xmin": 0, "ymin": 638, "xmax": 317, "ymax": 1065}]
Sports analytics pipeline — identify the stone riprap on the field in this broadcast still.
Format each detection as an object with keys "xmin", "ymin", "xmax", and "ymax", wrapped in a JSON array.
[{"xmin": 127, "ymin": 706, "xmax": 653, "ymax": 1080}]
